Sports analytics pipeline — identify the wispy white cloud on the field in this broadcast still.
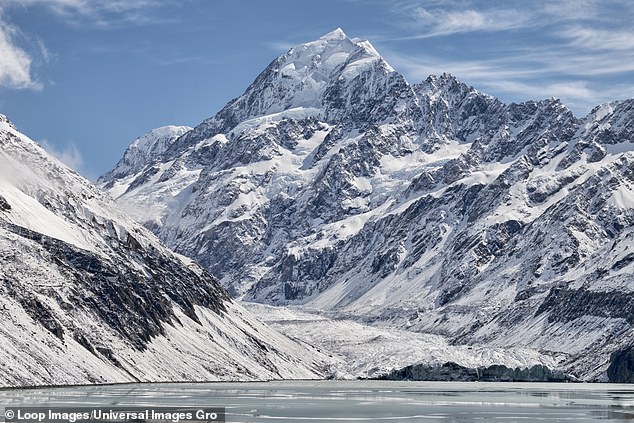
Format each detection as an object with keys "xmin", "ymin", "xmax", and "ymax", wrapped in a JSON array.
[
  {"xmin": 562, "ymin": 26, "xmax": 634, "ymax": 51},
  {"xmin": 385, "ymin": 51, "xmax": 539, "ymax": 82},
  {"xmin": 0, "ymin": 10, "xmax": 41, "ymax": 90},
  {"xmin": 154, "ymin": 55, "xmax": 219, "ymax": 67},
  {"xmin": 34, "ymin": 37, "xmax": 52, "ymax": 63},
  {"xmin": 265, "ymin": 40, "xmax": 296, "ymax": 52},
  {"xmin": 540, "ymin": 0, "xmax": 602, "ymax": 21},
  {"xmin": 481, "ymin": 80, "xmax": 595, "ymax": 101},
  {"xmin": 374, "ymin": 0, "xmax": 634, "ymax": 115},
  {"xmin": 39, "ymin": 138, "xmax": 85, "ymax": 173},
  {"xmin": 392, "ymin": 46, "xmax": 615, "ymax": 84},
  {"xmin": 479, "ymin": 79, "xmax": 634, "ymax": 114},
  {"xmin": 383, "ymin": 43, "xmax": 634, "ymax": 115},
  {"xmin": 387, "ymin": 0, "xmax": 609, "ymax": 39},
  {"xmin": 0, "ymin": 0, "xmax": 169, "ymax": 90},
  {"xmin": 398, "ymin": 6, "xmax": 531, "ymax": 39},
  {"xmin": 7, "ymin": 0, "xmax": 173, "ymax": 27}
]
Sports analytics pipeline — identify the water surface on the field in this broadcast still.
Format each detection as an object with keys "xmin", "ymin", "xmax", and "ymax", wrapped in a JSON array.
[{"xmin": 2, "ymin": 380, "xmax": 634, "ymax": 422}]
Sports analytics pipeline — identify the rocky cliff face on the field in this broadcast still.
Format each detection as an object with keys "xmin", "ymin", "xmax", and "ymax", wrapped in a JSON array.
[
  {"xmin": 101, "ymin": 29, "xmax": 634, "ymax": 381},
  {"xmin": 0, "ymin": 115, "xmax": 331, "ymax": 387}
]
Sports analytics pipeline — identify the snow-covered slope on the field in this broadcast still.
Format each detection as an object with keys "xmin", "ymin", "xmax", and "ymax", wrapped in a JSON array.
[
  {"xmin": 101, "ymin": 29, "xmax": 634, "ymax": 381},
  {"xmin": 101, "ymin": 125, "xmax": 192, "ymax": 191},
  {"xmin": 0, "ymin": 114, "xmax": 331, "ymax": 387}
]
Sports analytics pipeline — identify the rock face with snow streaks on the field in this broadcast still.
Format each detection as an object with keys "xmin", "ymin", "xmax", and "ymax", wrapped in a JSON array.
[{"xmin": 101, "ymin": 29, "xmax": 634, "ymax": 381}]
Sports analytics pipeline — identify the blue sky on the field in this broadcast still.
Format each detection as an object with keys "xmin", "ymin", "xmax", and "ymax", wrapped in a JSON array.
[{"xmin": 0, "ymin": 0, "xmax": 633, "ymax": 179}]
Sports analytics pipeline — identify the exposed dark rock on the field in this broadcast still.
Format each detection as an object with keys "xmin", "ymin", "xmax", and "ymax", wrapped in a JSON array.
[
  {"xmin": 16, "ymin": 295, "xmax": 65, "ymax": 341},
  {"xmin": 612, "ymin": 253, "xmax": 634, "ymax": 271},
  {"xmin": 608, "ymin": 346, "xmax": 634, "ymax": 383},
  {"xmin": 73, "ymin": 332, "xmax": 96, "ymax": 355},
  {"xmin": 380, "ymin": 362, "xmax": 573, "ymax": 382},
  {"xmin": 536, "ymin": 287, "xmax": 634, "ymax": 324},
  {"xmin": 2, "ymin": 220, "xmax": 229, "ymax": 351},
  {"xmin": 0, "ymin": 195, "xmax": 10, "ymax": 211}
]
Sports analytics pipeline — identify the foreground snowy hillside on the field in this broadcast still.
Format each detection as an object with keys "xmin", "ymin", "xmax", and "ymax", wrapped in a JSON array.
[
  {"xmin": 101, "ymin": 29, "xmax": 634, "ymax": 381},
  {"xmin": 0, "ymin": 114, "xmax": 331, "ymax": 387}
]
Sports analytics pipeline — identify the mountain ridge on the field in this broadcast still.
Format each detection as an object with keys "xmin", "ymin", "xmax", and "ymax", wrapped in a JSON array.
[{"xmin": 100, "ymin": 29, "xmax": 634, "ymax": 381}]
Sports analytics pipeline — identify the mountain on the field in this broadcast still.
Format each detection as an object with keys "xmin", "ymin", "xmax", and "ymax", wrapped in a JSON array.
[
  {"xmin": 0, "ymin": 114, "xmax": 331, "ymax": 387},
  {"xmin": 100, "ymin": 29, "xmax": 634, "ymax": 381},
  {"xmin": 101, "ymin": 125, "xmax": 192, "ymax": 186}
]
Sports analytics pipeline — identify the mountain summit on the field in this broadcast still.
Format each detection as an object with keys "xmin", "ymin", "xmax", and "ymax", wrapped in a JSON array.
[
  {"xmin": 168, "ymin": 27, "xmax": 406, "ymax": 150},
  {"xmin": 101, "ymin": 30, "xmax": 634, "ymax": 381}
]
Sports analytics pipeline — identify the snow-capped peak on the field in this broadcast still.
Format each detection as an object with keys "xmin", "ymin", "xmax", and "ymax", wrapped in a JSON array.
[
  {"xmin": 178, "ymin": 29, "xmax": 401, "ymax": 141},
  {"xmin": 320, "ymin": 27, "xmax": 347, "ymax": 41},
  {"xmin": 129, "ymin": 125, "xmax": 191, "ymax": 151},
  {"xmin": 317, "ymin": 28, "xmax": 385, "ymax": 62},
  {"xmin": 99, "ymin": 125, "xmax": 191, "ymax": 185},
  {"xmin": 281, "ymin": 28, "xmax": 385, "ymax": 84}
]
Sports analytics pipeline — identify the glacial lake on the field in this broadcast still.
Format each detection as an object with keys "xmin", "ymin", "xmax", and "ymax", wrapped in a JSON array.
[{"xmin": 2, "ymin": 380, "xmax": 634, "ymax": 422}]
